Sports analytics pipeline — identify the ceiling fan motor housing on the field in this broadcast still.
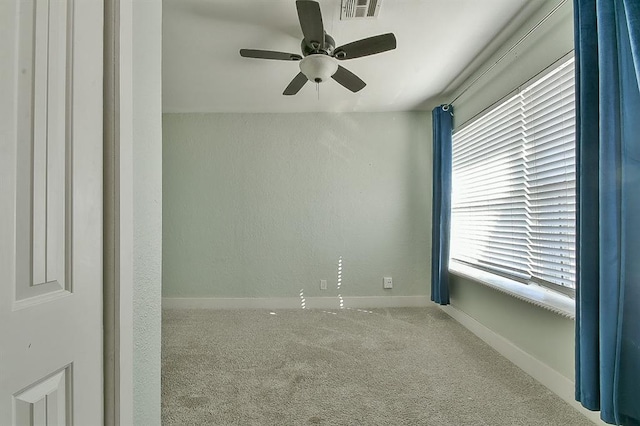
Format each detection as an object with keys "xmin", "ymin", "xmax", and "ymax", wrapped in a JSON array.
[
  {"xmin": 301, "ymin": 33, "xmax": 336, "ymax": 56},
  {"xmin": 299, "ymin": 54, "xmax": 339, "ymax": 83}
]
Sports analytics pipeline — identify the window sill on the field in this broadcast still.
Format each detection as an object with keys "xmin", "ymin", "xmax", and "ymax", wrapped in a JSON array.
[{"xmin": 448, "ymin": 260, "xmax": 576, "ymax": 320}]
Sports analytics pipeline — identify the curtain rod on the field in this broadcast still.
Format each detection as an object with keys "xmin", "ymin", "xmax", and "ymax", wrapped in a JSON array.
[{"xmin": 447, "ymin": 0, "xmax": 568, "ymax": 107}]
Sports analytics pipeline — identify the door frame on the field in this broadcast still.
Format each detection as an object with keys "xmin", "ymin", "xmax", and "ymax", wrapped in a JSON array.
[{"xmin": 104, "ymin": 0, "xmax": 134, "ymax": 423}]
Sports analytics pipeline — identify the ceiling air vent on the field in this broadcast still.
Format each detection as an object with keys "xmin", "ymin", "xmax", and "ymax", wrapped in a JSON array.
[{"xmin": 341, "ymin": 0, "xmax": 382, "ymax": 20}]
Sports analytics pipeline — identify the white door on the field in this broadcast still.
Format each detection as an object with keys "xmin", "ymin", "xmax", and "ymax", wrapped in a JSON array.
[{"xmin": 0, "ymin": 0, "xmax": 104, "ymax": 424}]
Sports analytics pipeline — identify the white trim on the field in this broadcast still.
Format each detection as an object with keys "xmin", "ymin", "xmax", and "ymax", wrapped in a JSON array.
[
  {"xmin": 104, "ymin": 0, "xmax": 134, "ymax": 423},
  {"xmin": 162, "ymin": 296, "xmax": 430, "ymax": 310},
  {"xmin": 449, "ymin": 260, "xmax": 575, "ymax": 319},
  {"xmin": 439, "ymin": 304, "xmax": 604, "ymax": 425}
]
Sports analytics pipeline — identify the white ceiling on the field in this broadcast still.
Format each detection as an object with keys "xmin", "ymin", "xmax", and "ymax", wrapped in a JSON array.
[{"xmin": 163, "ymin": 0, "xmax": 543, "ymax": 113}]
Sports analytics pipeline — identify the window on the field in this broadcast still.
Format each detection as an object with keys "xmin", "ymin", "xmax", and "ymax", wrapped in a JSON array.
[{"xmin": 450, "ymin": 56, "xmax": 576, "ymax": 293}]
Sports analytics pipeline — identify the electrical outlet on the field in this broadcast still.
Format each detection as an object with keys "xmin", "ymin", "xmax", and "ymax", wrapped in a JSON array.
[
  {"xmin": 383, "ymin": 277, "xmax": 393, "ymax": 289},
  {"xmin": 320, "ymin": 280, "xmax": 327, "ymax": 290}
]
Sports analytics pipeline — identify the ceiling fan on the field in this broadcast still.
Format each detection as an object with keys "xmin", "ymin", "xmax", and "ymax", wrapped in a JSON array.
[{"xmin": 239, "ymin": 0, "xmax": 397, "ymax": 95}]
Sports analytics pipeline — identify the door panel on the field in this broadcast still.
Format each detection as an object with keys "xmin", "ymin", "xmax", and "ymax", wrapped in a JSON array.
[
  {"xmin": 13, "ymin": 367, "xmax": 70, "ymax": 425},
  {"xmin": 0, "ymin": 0, "xmax": 104, "ymax": 423},
  {"xmin": 15, "ymin": 0, "xmax": 70, "ymax": 303}
]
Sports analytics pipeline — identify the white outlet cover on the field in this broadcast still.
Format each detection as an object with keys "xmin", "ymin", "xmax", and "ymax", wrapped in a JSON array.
[
  {"xmin": 320, "ymin": 280, "xmax": 328, "ymax": 290},
  {"xmin": 383, "ymin": 277, "xmax": 393, "ymax": 289}
]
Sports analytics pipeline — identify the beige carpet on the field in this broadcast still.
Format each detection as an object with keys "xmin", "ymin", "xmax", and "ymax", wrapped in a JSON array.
[{"xmin": 162, "ymin": 307, "xmax": 591, "ymax": 425}]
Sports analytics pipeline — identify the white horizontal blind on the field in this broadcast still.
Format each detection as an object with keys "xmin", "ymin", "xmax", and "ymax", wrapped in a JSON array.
[
  {"xmin": 523, "ymin": 59, "xmax": 576, "ymax": 287},
  {"xmin": 451, "ymin": 95, "xmax": 529, "ymax": 279},
  {"xmin": 450, "ymin": 56, "xmax": 576, "ymax": 289}
]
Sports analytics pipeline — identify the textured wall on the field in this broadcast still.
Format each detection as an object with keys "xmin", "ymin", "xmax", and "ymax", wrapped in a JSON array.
[
  {"xmin": 448, "ymin": 1, "xmax": 576, "ymax": 379},
  {"xmin": 133, "ymin": 0, "xmax": 162, "ymax": 423},
  {"xmin": 450, "ymin": 276, "xmax": 575, "ymax": 378},
  {"xmin": 163, "ymin": 112, "xmax": 431, "ymax": 299}
]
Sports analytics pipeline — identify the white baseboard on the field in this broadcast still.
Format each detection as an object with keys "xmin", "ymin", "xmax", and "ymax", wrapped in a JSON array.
[
  {"xmin": 162, "ymin": 295, "xmax": 430, "ymax": 310},
  {"xmin": 439, "ymin": 304, "xmax": 604, "ymax": 425}
]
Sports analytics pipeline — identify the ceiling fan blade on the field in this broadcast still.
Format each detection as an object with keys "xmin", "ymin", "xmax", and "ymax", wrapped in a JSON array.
[
  {"xmin": 296, "ymin": 0, "xmax": 325, "ymax": 50},
  {"xmin": 334, "ymin": 33, "xmax": 397, "ymax": 60},
  {"xmin": 283, "ymin": 72, "xmax": 308, "ymax": 95},
  {"xmin": 332, "ymin": 65, "xmax": 366, "ymax": 93},
  {"xmin": 240, "ymin": 49, "xmax": 302, "ymax": 61}
]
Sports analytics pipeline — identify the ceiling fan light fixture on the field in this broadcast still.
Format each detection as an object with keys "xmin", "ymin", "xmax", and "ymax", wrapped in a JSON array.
[{"xmin": 299, "ymin": 54, "xmax": 338, "ymax": 83}]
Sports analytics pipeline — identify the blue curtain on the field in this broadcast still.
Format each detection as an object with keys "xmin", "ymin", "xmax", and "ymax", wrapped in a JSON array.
[
  {"xmin": 574, "ymin": 1, "xmax": 640, "ymax": 425},
  {"xmin": 431, "ymin": 105, "xmax": 453, "ymax": 305}
]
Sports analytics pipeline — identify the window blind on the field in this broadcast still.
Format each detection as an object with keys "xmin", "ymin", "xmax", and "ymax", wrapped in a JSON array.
[{"xmin": 450, "ymin": 56, "xmax": 576, "ymax": 289}]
